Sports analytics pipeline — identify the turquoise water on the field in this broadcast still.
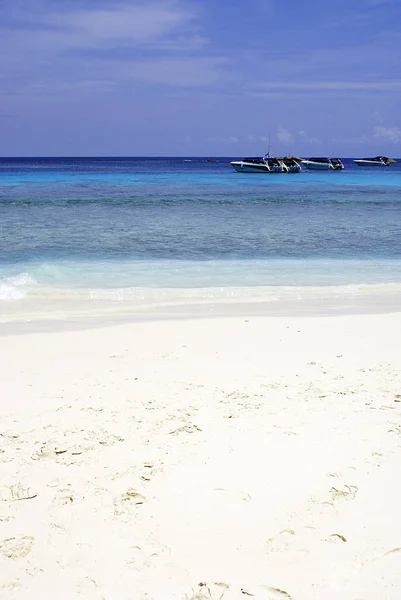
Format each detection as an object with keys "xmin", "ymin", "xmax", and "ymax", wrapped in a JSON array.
[{"xmin": 1, "ymin": 157, "xmax": 401, "ymax": 326}]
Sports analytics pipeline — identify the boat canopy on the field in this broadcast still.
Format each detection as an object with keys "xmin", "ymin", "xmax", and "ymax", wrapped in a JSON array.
[{"xmin": 242, "ymin": 158, "xmax": 266, "ymax": 164}]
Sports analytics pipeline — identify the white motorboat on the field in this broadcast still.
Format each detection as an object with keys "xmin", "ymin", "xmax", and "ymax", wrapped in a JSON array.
[
  {"xmin": 230, "ymin": 153, "xmax": 301, "ymax": 173},
  {"xmin": 301, "ymin": 157, "xmax": 344, "ymax": 170},
  {"xmin": 231, "ymin": 157, "xmax": 271, "ymax": 173},
  {"xmin": 353, "ymin": 156, "xmax": 397, "ymax": 167}
]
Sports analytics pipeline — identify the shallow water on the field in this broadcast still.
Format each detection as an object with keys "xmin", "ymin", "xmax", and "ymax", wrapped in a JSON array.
[{"xmin": 1, "ymin": 157, "xmax": 401, "ymax": 327}]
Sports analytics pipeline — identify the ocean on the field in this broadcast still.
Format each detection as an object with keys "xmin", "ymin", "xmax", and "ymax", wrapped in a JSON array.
[{"xmin": 1, "ymin": 156, "xmax": 401, "ymax": 330}]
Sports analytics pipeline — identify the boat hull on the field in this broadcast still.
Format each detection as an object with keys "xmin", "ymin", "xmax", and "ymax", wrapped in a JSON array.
[
  {"xmin": 230, "ymin": 161, "xmax": 270, "ymax": 173},
  {"xmin": 230, "ymin": 157, "xmax": 301, "ymax": 174},
  {"xmin": 282, "ymin": 160, "xmax": 302, "ymax": 173},
  {"xmin": 301, "ymin": 160, "xmax": 332, "ymax": 170},
  {"xmin": 301, "ymin": 158, "xmax": 344, "ymax": 171},
  {"xmin": 354, "ymin": 160, "xmax": 389, "ymax": 167}
]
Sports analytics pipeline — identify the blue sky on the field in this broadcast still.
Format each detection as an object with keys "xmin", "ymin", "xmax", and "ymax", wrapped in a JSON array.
[{"xmin": 1, "ymin": 0, "xmax": 400, "ymax": 156}]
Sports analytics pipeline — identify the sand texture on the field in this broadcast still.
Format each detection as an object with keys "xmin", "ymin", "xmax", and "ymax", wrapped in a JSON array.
[{"xmin": 1, "ymin": 314, "xmax": 401, "ymax": 599}]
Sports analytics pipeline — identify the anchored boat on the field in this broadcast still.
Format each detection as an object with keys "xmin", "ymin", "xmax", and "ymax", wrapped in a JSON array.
[
  {"xmin": 230, "ymin": 153, "xmax": 302, "ymax": 173},
  {"xmin": 301, "ymin": 157, "xmax": 344, "ymax": 170},
  {"xmin": 353, "ymin": 156, "xmax": 397, "ymax": 167}
]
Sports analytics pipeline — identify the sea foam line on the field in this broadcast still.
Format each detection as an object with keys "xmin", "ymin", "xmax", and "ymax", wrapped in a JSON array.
[{"xmin": 0, "ymin": 273, "xmax": 37, "ymax": 301}]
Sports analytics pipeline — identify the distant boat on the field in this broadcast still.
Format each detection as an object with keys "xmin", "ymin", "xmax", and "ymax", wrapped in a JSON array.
[
  {"xmin": 230, "ymin": 153, "xmax": 301, "ymax": 173},
  {"xmin": 207, "ymin": 158, "xmax": 218, "ymax": 163},
  {"xmin": 301, "ymin": 157, "xmax": 344, "ymax": 170},
  {"xmin": 353, "ymin": 156, "xmax": 397, "ymax": 167}
]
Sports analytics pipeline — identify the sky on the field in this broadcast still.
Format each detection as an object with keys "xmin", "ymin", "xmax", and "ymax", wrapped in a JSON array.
[{"xmin": 1, "ymin": 0, "xmax": 401, "ymax": 156}]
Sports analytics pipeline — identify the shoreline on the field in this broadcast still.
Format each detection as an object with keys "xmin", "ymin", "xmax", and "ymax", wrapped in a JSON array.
[
  {"xmin": 2, "ymin": 280, "xmax": 401, "ymax": 336},
  {"xmin": 1, "ymin": 312, "xmax": 401, "ymax": 598}
]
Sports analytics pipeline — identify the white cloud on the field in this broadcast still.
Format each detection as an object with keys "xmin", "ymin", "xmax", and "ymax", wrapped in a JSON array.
[
  {"xmin": 2, "ymin": 1, "xmax": 198, "ymax": 47},
  {"xmin": 276, "ymin": 127, "xmax": 294, "ymax": 144},
  {"xmin": 0, "ymin": 1, "xmax": 231, "ymax": 91},
  {"xmin": 53, "ymin": 3, "xmax": 197, "ymax": 46},
  {"xmin": 331, "ymin": 126, "xmax": 401, "ymax": 146},
  {"xmin": 246, "ymin": 134, "xmax": 271, "ymax": 144},
  {"xmin": 373, "ymin": 125, "xmax": 401, "ymax": 143},
  {"xmin": 208, "ymin": 136, "xmax": 239, "ymax": 144},
  {"xmin": 298, "ymin": 130, "xmax": 321, "ymax": 145}
]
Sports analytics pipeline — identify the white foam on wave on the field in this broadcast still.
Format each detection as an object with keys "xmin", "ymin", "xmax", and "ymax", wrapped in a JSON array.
[
  {"xmin": 86, "ymin": 281, "xmax": 401, "ymax": 306},
  {"xmin": 3, "ymin": 280, "xmax": 401, "ymax": 329},
  {"xmin": 0, "ymin": 273, "xmax": 37, "ymax": 301}
]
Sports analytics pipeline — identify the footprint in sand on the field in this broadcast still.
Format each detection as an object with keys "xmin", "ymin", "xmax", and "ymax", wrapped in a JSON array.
[
  {"xmin": 330, "ymin": 484, "xmax": 358, "ymax": 502},
  {"xmin": 266, "ymin": 527, "xmax": 319, "ymax": 558},
  {"xmin": 238, "ymin": 585, "xmax": 293, "ymax": 599},
  {"xmin": 302, "ymin": 499, "xmax": 339, "ymax": 528},
  {"xmin": 0, "ymin": 535, "xmax": 34, "ymax": 559},
  {"xmin": 113, "ymin": 489, "xmax": 146, "ymax": 518},
  {"xmin": 126, "ymin": 542, "xmax": 170, "ymax": 571},
  {"xmin": 325, "ymin": 533, "xmax": 347, "ymax": 543},
  {"xmin": 266, "ymin": 529, "xmax": 296, "ymax": 553},
  {"xmin": 259, "ymin": 587, "xmax": 292, "ymax": 599},
  {"xmin": 75, "ymin": 576, "xmax": 100, "ymax": 598},
  {"xmin": 53, "ymin": 488, "xmax": 75, "ymax": 506},
  {"xmin": 185, "ymin": 582, "xmax": 294, "ymax": 599},
  {"xmin": 31, "ymin": 444, "xmax": 70, "ymax": 461},
  {"xmin": 126, "ymin": 545, "xmax": 152, "ymax": 571},
  {"xmin": 184, "ymin": 581, "xmax": 230, "ymax": 600},
  {"xmin": 352, "ymin": 547, "xmax": 401, "ymax": 596},
  {"xmin": 0, "ymin": 483, "xmax": 38, "ymax": 501}
]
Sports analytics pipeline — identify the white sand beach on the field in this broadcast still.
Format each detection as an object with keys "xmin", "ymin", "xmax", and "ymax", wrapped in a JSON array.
[{"xmin": 1, "ymin": 312, "xmax": 401, "ymax": 599}]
